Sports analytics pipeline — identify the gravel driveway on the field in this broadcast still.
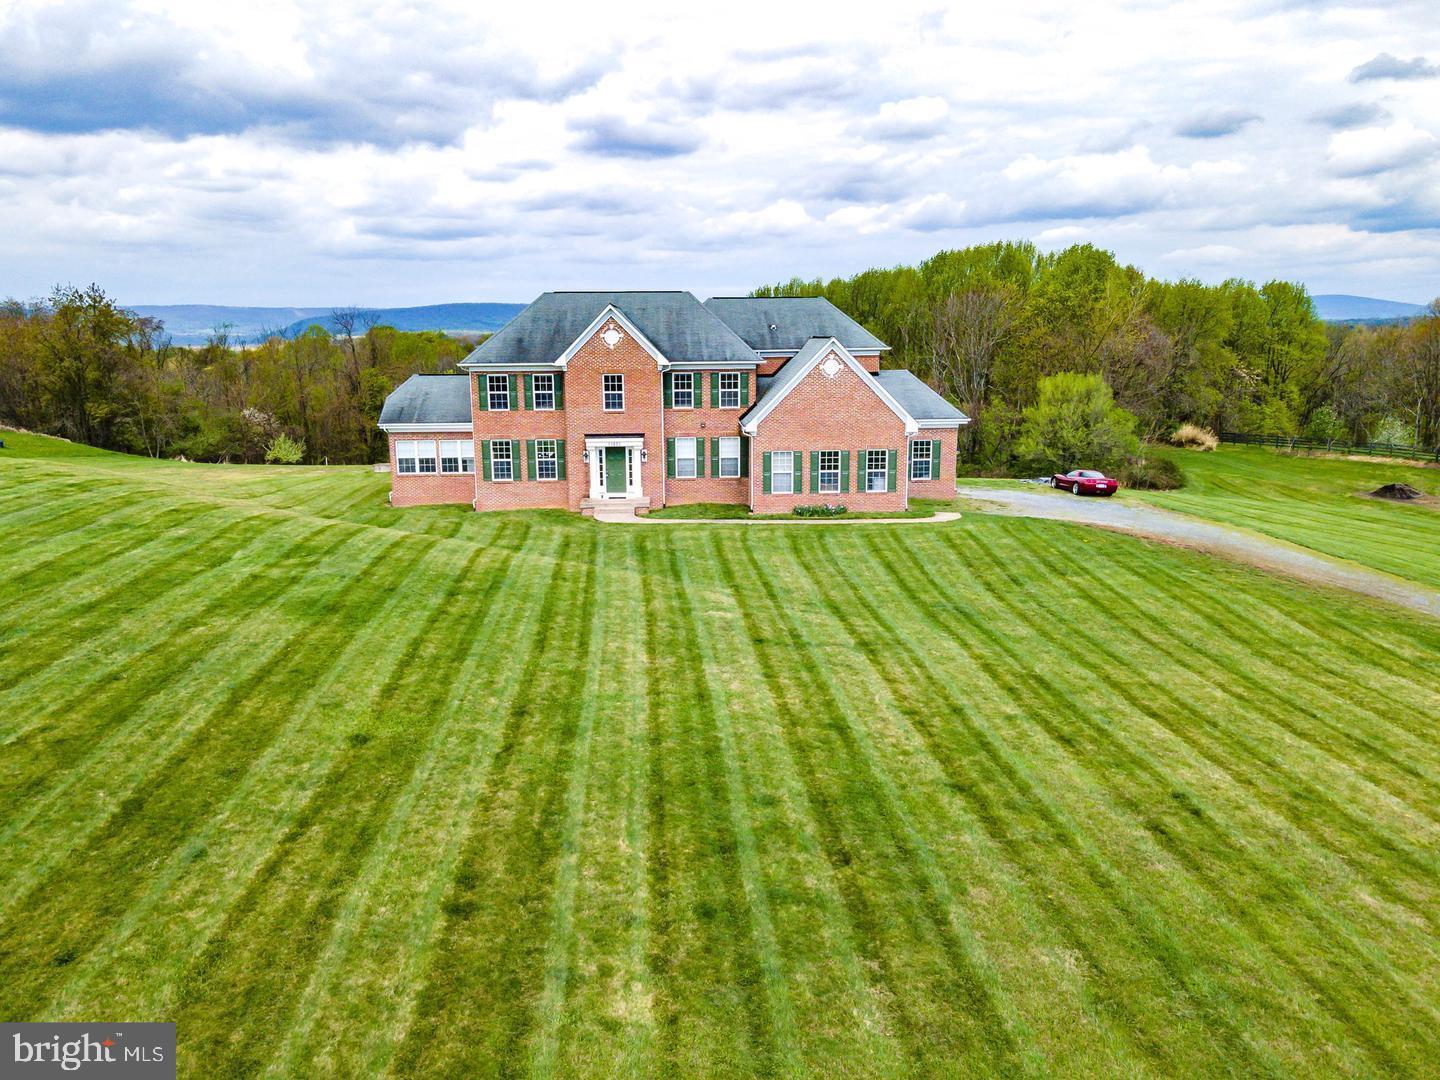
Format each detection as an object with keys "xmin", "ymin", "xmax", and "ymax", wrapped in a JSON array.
[{"xmin": 956, "ymin": 485, "xmax": 1440, "ymax": 620}]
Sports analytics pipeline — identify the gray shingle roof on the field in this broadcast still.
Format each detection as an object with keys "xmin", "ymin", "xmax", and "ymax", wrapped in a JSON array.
[
  {"xmin": 378, "ymin": 374, "xmax": 472, "ymax": 426},
  {"xmin": 461, "ymin": 291, "xmax": 760, "ymax": 367},
  {"xmin": 874, "ymin": 370, "xmax": 969, "ymax": 424},
  {"xmin": 703, "ymin": 296, "xmax": 889, "ymax": 353}
]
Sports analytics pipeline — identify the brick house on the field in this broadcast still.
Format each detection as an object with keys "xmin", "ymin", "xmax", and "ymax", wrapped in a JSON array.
[{"xmin": 378, "ymin": 291, "xmax": 968, "ymax": 514}]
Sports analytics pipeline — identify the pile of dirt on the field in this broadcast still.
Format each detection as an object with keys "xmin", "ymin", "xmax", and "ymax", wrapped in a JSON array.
[{"xmin": 1370, "ymin": 482, "xmax": 1424, "ymax": 500}]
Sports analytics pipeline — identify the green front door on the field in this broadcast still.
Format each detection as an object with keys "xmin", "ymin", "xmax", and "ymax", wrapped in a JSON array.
[{"xmin": 605, "ymin": 447, "xmax": 627, "ymax": 495}]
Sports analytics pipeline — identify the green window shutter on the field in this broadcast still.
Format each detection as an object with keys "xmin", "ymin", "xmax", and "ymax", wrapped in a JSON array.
[
  {"xmin": 840, "ymin": 450, "xmax": 850, "ymax": 493},
  {"xmin": 740, "ymin": 373, "xmax": 750, "ymax": 406},
  {"xmin": 526, "ymin": 439, "xmax": 537, "ymax": 480},
  {"xmin": 524, "ymin": 374, "xmax": 534, "ymax": 410},
  {"xmin": 809, "ymin": 451, "xmax": 819, "ymax": 494},
  {"xmin": 709, "ymin": 438, "xmax": 720, "ymax": 477},
  {"xmin": 762, "ymin": 451, "xmax": 772, "ymax": 494},
  {"xmin": 507, "ymin": 374, "xmax": 518, "ymax": 410},
  {"xmin": 792, "ymin": 451, "xmax": 802, "ymax": 489},
  {"xmin": 696, "ymin": 438, "xmax": 706, "ymax": 478},
  {"xmin": 481, "ymin": 440, "xmax": 492, "ymax": 481},
  {"xmin": 932, "ymin": 439, "xmax": 943, "ymax": 480},
  {"xmin": 553, "ymin": 374, "xmax": 564, "ymax": 409},
  {"xmin": 710, "ymin": 372, "xmax": 719, "ymax": 408},
  {"xmin": 663, "ymin": 371, "xmax": 673, "ymax": 408},
  {"xmin": 740, "ymin": 438, "xmax": 749, "ymax": 478},
  {"xmin": 556, "ymin": 440, "xmax": 567, "ymax": 480},
  {"xmin": 666, "ymin": 438, "xmax": 676, "ymax": 478},
  {"xmin": 476, "ymin": 376, "xmax": 488, "ymax": 411},
  {"xmin": 887, "ymin": 448, "xmax": 897, "ymax": 492}
]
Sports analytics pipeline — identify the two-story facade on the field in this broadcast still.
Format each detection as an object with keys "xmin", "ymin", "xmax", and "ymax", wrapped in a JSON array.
[{"xmin": 378, "ymin": 291, "xmax": 968, "ymax": 514}]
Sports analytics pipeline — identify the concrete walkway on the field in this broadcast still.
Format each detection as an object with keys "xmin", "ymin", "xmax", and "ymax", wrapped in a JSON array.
[
  {"xmin": 594, "ymin": 505, "xmax": 962, "ymax": 525},
  {"xmin": 956, "ymin": 485, "xmax": 1440, "ymax": 619}
]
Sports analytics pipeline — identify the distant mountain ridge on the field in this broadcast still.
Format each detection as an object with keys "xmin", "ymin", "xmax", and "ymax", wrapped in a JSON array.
[
  {"xmin": 127, "ymin": 302, "xmax": 525, "ymax": 345},
  {"xmin": 1311, "ymin": 294, "xmax": 1427, "ymax": 322}
]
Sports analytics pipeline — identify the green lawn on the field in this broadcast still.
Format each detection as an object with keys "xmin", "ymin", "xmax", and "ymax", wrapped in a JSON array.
[
  {"xmin": 1140, "ymin": 445, "xmax": 1440, "ymax": 589},
  {"xmin": 3, "ymin": 431, "xmax": 1440, "ymax": 1078}
]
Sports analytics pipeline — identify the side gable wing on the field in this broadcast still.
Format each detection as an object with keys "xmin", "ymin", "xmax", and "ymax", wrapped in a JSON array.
[{"xmin": 740, "ymin": 338, "xmax": 917, "ymax": 436}]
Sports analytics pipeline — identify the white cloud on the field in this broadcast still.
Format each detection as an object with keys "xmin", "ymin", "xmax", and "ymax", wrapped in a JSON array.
[
  {"xmin": 0, "ymin": 0, "xmax": 1438, "ymax": 304},
  {"xmin": 1326, "ymin": 120, "xmax": 1438, "ymax": 177}
]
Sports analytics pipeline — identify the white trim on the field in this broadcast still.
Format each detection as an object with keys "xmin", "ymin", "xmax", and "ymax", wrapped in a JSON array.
[
  {"xmin": 751, "ymin": 347, "xmax": 891, "ymax": 358},
  {"xmin": 740, "ymin": 338, "xmax": 918, "ymax": 436},
  {"xmin": 380, "ymin": 422, "xmax": 473, "ymax": 433},
  {"xmin": 602, "ymin": 372, "xmax": 625, "ymax": 412},
  {"xmin": 458, "ymin": 364, "xmax": 556, "ymax": 373},
  {"xmin": 665, "ymin": 360, "xmax": 759, "ymax": 370},
  {"xmin": 915, "ymin": 418, "xmax": 967, "ymax": 429},
  {"xmin": 586, "ymin": 436, "xmax": 644, "ymax": 499},
  {"xmin": 557, "ymin": 305, "xmax": 670, "ymax": 369}
]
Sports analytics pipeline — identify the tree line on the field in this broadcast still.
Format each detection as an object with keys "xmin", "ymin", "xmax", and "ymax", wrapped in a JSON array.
[
  {"xmin": 0, "ymin": 286, "xmax": 474, "ymax": 464},
  {"xmin": 755, "ymin": 241, "xmax": 1440, "ymax": 467},
  {"xmin": 3, "ymin": 247, "xmax": 1436, "ymax": 469}
]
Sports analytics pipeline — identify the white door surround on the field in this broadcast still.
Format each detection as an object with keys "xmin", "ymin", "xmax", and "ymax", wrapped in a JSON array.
[{"xmin": 585, "ymin": 435, "xmax": 645, "ymax": 500}]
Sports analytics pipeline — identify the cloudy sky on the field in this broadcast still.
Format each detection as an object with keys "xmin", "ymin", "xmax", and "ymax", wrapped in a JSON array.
[{"xmin": 1, "ymin": 0, "xmax": 1438, "ymax": 306}]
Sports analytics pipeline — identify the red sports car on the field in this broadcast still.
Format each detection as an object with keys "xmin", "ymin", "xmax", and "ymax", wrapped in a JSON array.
[{"xmin": 1052, "ymin": 469, "xmax": 1118, "ymax": 496}]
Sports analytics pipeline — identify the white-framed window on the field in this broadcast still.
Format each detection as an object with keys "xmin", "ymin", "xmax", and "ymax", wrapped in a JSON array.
[
  {"xmin": 440, "ymin": 439, "xmax": 475, "ymax": 474},
  {"xmin": 672, "ymin": 372, "xmax": 694, "ymax": 408},
  {"xmin": 535, "ymin": 439, "xmax": 558, "ymax": 480},
  {"xmin": 676, "ymin": 437, "xmax": 698, "ymax": 479},
  {"xmin": 603, "ymin": 374, "xmax": 624, "ymax": 411},
  {"xmin": 719, "ymin": 371, "xmax": 741, "ymax": 408},
  {"xmin": 718, "ymin": 437, "xmax": 740, "ymax": 478},
  {"xmin": 394, "ymin": 440, "xmax": 420, "ymax": 475},
  {"xmin": 910, "ymin": 440, "xmax": 933, "ymax": 481},
  {"xmin": 819, "ymin": 450, "xmax": 840, "ymax": 494},
  {"xmin": 487, "ymin": 374, "xmax": 510, "ymax": 411},
  {"xmin": 491, "ymin": 439, "xmax": 513, "ymax": 481},
  {"xmin": 867, "ymin": 449, "xmax": 888, "ymax": 492},
  {"xmin": 532, "ymin": 373, "xmax": 555, "ymax": 411},
  {"xmin": 772, "ymin": 450, "xmax": 794, "ymax": 494}
]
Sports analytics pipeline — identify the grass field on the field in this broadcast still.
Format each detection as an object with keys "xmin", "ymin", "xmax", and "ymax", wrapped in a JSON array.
[
  {"xmin": 3, "ymin": 430, "xmax": 1440, "ymax": 1078},
  {"xmin": 1141, "ymin": 445, "xmax": 1440, "ymax": 589}
]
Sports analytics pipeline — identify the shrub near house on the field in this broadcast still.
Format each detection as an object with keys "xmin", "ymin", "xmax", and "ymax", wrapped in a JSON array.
[{"xmin": 378, "ymin": 292, "xmax": 969, "ymax": 514}]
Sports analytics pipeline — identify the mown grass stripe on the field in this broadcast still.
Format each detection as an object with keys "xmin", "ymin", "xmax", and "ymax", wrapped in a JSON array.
[
  {"xmin": 46, "ymin": 529, "xmax": 514, "ymax": 1022},
  {"xmin": 162, "ymin": 538, "xmax": 510, "ymax": 1075},
  {"xmin": 0, "ymin": 519, "xmax": 354, "ymax": 898},
  {"xmin": 694, "ymin": 536, "xmax": 915, "ymax": 1076},
  {"xmin": 961, "ymin": 525, "xmax": 1440, "ymax": 998},
  {"xmin": 888, "ymin": 528, "xmax": 1424, "ymax": 1074},
  {"xmin": 669, "ymin": 535, "xmax": 801, "ymax": 1077},
  {"xmin": 726, "ymin": 530, "xmax": 1039, "ymax": 1078},
  {"xmin": 526, "ymin": 532, "xmax": 613, "ymax": 1078},
  {"xmin": 0, "ymin": 528, "xmax": 410, "ymax": 1016},
  {"xmin": 838, "ymin": 528, "xmax": 1287, "ymax": 1076},
  {"xmin": 391, "ymin": 530, "xmax": 599, "ymax": 1076},
  {"xmin": 636, "ymin": 534, "xmax": 779, "ymax": 1078},
  {"xmin": 276, "ymin": 529, "xmax": 582, "ymax": 1079}
]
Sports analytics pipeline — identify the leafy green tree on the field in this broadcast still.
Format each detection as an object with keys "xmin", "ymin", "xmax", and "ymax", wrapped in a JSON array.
[
  {"xmin": 1015, "ymin": 372, "xmax": 1139, "ymax": 471},
  {"xmin": 265, "ymin": 432, "xmax": 306, "ymax": 464},
  {"xmin": 1303, "ymin": 403, "xmax": 1346, "ymax": 443}
]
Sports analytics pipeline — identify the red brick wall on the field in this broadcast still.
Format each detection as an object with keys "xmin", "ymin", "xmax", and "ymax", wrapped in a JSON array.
[
  {"xmin": 907, "ymin": 431, "xmax": 959, "ymax": 499},
  {"xmin": 557, "ymin": 318, "xmax": 665, "ymax": 508},
  {"xmin": 661, "ymin": 369, "xmax": 751, "ymax": 505},
  {"xmin": 388, "ymin": 431, "xmax": 475, "ymax": 507},
  {"xmin": 469, "ymin": 373, "xmax": 569, "ymax": 510},
  {"xmin": 757, "ymin": 351, "xmax": 879, "ymax": 378},
  {"xmin": 749, "ymin": 351, "xmax": 908, "ymax": 514}
]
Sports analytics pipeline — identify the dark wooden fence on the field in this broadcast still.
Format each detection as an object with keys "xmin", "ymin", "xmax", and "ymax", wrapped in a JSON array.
[{"xmin": 1220, "ymin": 431, "xmax": 1440, "ymax": 462}]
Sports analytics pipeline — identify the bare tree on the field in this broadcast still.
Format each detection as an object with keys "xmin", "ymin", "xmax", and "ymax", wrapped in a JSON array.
[{"xmin": 926, "ymin": 287, "xmax": 1020, "ymax": 453}]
